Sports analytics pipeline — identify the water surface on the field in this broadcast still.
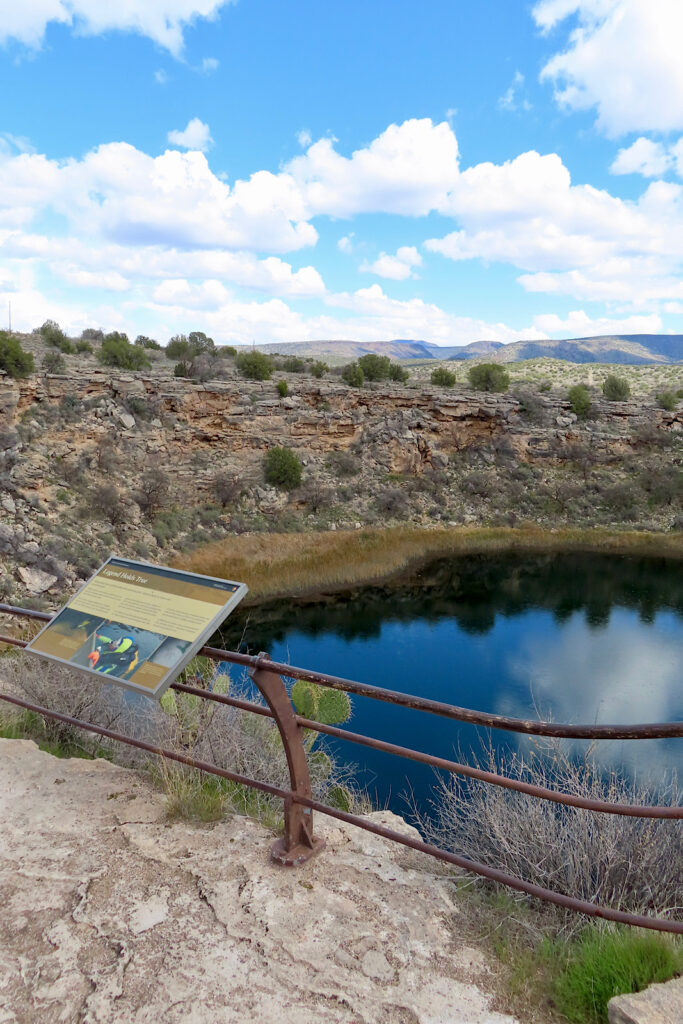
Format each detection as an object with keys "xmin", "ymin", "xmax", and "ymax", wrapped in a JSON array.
[{"xmin": 218, "ymin": 553, "xmax": 683, "ymax": 815}]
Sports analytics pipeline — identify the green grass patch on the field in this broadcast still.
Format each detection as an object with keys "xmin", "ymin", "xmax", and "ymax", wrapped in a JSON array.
[
  {"xmin": 550, "ymin": 928, "xmax": 682, "ymax": 1023},
  {"xmin": 0, "ymin": 709, "xmax": 94, "ymax": 760}
]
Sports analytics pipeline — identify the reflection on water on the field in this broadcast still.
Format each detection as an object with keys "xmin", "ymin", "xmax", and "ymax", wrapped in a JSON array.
[{"xmin": 216, "ymin": 554, "xmax": 683, "ymax": 814}]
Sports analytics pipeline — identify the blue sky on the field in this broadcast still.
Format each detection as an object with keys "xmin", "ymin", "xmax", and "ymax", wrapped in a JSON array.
[{"xmin": 2, "ymin": 0, "xmax": 683, "ymax": 346}]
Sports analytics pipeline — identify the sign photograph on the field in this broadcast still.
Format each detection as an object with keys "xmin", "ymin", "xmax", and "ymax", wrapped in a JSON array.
[{"xmin": 27, "ymin": 557, "xmax": 248, "ymax": 698}]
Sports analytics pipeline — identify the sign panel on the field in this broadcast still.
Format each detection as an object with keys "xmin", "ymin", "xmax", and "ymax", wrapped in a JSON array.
[{"xmin": 26, "ymin": 557, "xmax": 248, "ymax": 698}]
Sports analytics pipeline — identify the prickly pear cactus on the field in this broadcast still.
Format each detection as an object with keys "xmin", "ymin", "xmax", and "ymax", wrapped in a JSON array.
[
  {"xmin": 291, "ymin": 679, "xmax": 318, "ymax": 719},
  {"xmin": 291, "ymin": 680, "xmax": 352, "ymax": 726},
  {"xmin": 316, "ymin": 686, "xmax": 351, "ymax": 726}
]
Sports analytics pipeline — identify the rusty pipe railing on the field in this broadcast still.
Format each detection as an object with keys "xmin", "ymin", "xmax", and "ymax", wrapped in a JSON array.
[{"xmin": 0, "ymin": 603, "xmax": 681, "ymax": 933}]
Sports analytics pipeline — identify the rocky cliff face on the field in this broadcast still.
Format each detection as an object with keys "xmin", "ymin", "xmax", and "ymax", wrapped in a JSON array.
[{"xmin": 0, "ymin": 358, "xmax": 680, "ymax": 605}]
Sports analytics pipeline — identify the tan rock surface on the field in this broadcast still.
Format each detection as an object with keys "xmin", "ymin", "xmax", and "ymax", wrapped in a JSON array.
[
  {"xmin": 0, "ymin": 739, "xmax": 518, "ymax": 1024},
  {"xmin": 608, "ymin": 977, "xmax": 683, "ymax": 1024}
]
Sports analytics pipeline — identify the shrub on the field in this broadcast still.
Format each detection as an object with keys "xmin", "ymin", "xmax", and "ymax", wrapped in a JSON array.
[
  {"xmin": 431, "ymin": 367, "xmax": 456, "ymax": 387},
  {"xmin": 298, "ymin": 478, "xmax": 332, "ymax": 512},
  {"xmin": 515, "ymin": 389, "xmax": 546, "ymax": 424},
  {"xmin": 602, "ymin": 374, "xmax": 631, "ymax": 401},
  {"xmin": 420, "ymin": 740, "xmax": 683, "ymax": 923},
  {"xmin": 263, "ymin": 447, "xmax": 302, "ymax": 490},
  {"xmin": 134, "ymin": 468, "xmax": 170, "ymax": 517},
  {"xmin": 42, "ymin": 350, "xmax": 66, "ymax": 374},
  {"xmin": 358, "ymin": 353, "xmax": 391, "ymax": 381},
  {"xmin": 280, "ymin": 356, "xmax": 305, "ymax": 373},
  {"xmin": 235, "ymin": 351, "xmax": 273, "ymax": 381},
  {"xmin": 656, "ymin": 390, "xmax": 678, "ymax": 411},
  {"xmin": 38, "ymin": 319, "xmax": 68, "ymax": 348},
  {"xmin": 327, "ymin": 450, "xmax": 361, "ymax": 477},
  {"xmin": 310, "ymin": 360, "xmax": 328, "ymax": 379},
  {"xmin": 80, "ymin": 327, "xmax": 104, "ymax": 342},
  {"xmin": 468, "ymin": 362, "xmax": 510, "ymax": 392},
  {"xmin": 75, "ymin": 339, "xmax": 93, "ymax": 354},
  {"xmin": 277, "ymin": 380, "xmax": 288, "ymax": 397},
  {"xmin": 212, "ymin": 473, "xmax": 241, "ymax": 506},
  {"xmin": 342, "ymin": 362, "xmax": 364, "ymax": 387},
  {"xmin": 218, "ymin": 345, "xmax": 237, "ymax": 358},
  {"xmin": 375, "ymin": 487, "xmax": 409, "ymax": 518},
  {"xmin": 388, "ymin": 363, "xmax": 409, "ymax": 383},
  {"xmin": 98, "ymin": 333, "xmax": 151, "ymax": 370},
  {"xmin": 135, "ymin": 335, "xmax": 161, "ymax": 350},
  {"xmin": 0, "ymin": 332, "xmax": 34, "ymax": 378},
  {"xmin": 568, "ymin": 384, "xmax": 592, "ymax": 418},
  {"xmin": 166, "ymin": 335, "xmax": 191, "ymax": 360},
  {"xmin": 90, "ymin": 483, "xmax": 126, "ymax": 525}
]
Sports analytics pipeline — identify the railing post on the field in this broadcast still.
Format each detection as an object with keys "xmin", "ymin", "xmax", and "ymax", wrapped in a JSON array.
[{"xmin": 249, "ymin": 653, "xmax": 324, "ymax": 866}]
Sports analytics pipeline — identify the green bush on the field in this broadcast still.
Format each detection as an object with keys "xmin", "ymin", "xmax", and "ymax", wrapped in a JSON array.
[
  {"xmin": 165, "ymin": 335, "xmax": 191, "ymax": 360},
  {"xmin": 263, "ymin": 446, "xmax": 302, "ymax": 490},
  {"xmin": 97, "ymin": 333, "xmax": 151, "ymax": 370},
  {"xmin": 431, "ymin": 367, "xmax": 456, "ymax": 387},
  {"xmin": 341, "ymin": 362, "xmax": 364, "ymax": 387},
  {"xmin": 75, "ymin": 339, "xmax": 93, "ymax": 354},
  {"xmin": 310, "ymin": 360, "xmax": 328, "ymax": 379},
  {"xmin": 280, "ymin": 355, "xmax": 305, "ymax": 373},
  {"xmin": 42, "ymin": 350, "xmax": 66, "ymax": 373},
  {"xmin": 219, "ymin": 345, "xmax": 237, "ymax": 358},
  {"xmin": 358, "ymin": 353, "xmax": 391, "ymax": 381},
  {"xmin": 568, "ymin": 383, "xmax": 592, "ymax": 418},
  {"xmin": 0, "ymin": 332, "xmax": 34, "ymax": 378},
  {"xmin": 602, "ymin": 374, "xmax": 631, "ymax": 401},
  {"xmin": 550, "ymin": 928, "xmax": 682, "ymax": 1024},
  {"xmin": 389, "ymin": 363, "xmax": 409, "ymax": 383},
  {"xmin": 656, "ymin": 390, "xmax": 678, "ymax": 411},
  {"xmin": 135, "ymin": 335, "xmax": 161, "ymax": 350},
  {"xmin": 467, "ymin": 362, "xmax": 510, "ymax": 392},
  {"xmin": 277, "ymin": 380, "xmax": 288, "ymax": 397},
  {"xmin": 38, "ymin": 319, "xmax": 68, "ymax": 348},
  {"xmin": 235, "ymin": 350, "xmax": 273, "ymax": 380}
]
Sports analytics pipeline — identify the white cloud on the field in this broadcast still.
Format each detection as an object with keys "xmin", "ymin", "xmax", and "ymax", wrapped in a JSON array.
[
  {"xmin": 337, "ymin": 233, "xmax": 354, "ymax": 254},
  {"xmin": 154, "ymin": 69, "xmax": 168, "ymax": 85},
  {"xmin": 287, "ymin": 118, "xmax": 460, "ymax": 217},
  {"xmin": 0, "ymin": 1, "xmax": 236, "ymax": 56},
  {"xmin": 167, "ymin": 118, "xmax": 213, "ymax": 152},
  {"xmin": 426, "ymin": 147, "xmax": 683, "ymax": 303},
  {"xmin": 200, "ymin": 56, "xmax": 219, "ymax": 73},
  {"xmin": 498, "ymin": 71, "xmax": 531, "ymax": 112},
  {"xmin": 297, "ymin": 129, "xmax": 312, "ymax": 148},
  {"xmin": 532, "ymin": 309, "xmax": 663, "ymax": 336},
  {"xmin": 610, "ymin": 138, "xmax": 673, "ymax": 178},
  {"xmin": 533, "ymin": 0, "xmax": 683, "ymax": 135},
  {"xmin": 360, "ymin": 245, "xmax": 422, "ymax": 281}
]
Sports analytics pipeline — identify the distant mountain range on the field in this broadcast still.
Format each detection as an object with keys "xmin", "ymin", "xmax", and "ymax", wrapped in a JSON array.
[{"xmin": 254, "ymin": 334, "xmax": 683, "ymax": 365}]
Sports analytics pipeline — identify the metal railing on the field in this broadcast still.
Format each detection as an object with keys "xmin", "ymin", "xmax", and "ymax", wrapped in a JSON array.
[{"xmin": 1, "ymin": 602, "xmax": 681, "ymax": 934}]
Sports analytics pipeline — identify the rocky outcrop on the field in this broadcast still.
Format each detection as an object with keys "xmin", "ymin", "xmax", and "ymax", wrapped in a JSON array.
[
  {"xmin": 609, "ymin": 977, "xmax": 683, "ymax": 1024},
  {"xmin": 0, "ymin": 359, "xmax": 680, "ymax": 605},
  {"xmin": 0, "ymin": 738, "xmax": 517, "ymax": 1024}
]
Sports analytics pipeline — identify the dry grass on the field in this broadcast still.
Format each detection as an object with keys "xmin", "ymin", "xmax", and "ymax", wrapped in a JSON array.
[
  {"xmin": 417, "ymin": 739, "xmax": 683, "ymax": 929},
  {"xmin": 176, "ymin": 525, "xmax": 683, "ymax": 603}
]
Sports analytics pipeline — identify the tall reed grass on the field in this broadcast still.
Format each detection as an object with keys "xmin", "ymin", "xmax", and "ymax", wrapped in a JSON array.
[{"xmin": 177, "ymin": 525, "xmax": 683, "ymax": 603}]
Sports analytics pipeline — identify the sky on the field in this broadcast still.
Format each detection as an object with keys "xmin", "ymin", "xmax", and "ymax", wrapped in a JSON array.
[{"xmin": 2, "ymin": 0, "xmax": 683, "ymax": 347}]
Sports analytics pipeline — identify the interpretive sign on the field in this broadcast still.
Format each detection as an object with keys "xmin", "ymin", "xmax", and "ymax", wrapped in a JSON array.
[{"xmin": 26, "ymin": 557, "xmax": 248, "ymax": 698}]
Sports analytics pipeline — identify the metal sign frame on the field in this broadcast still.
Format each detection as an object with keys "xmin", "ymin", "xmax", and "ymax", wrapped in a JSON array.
[{"xmin": 26, "ymin": 556, "xmax": 248, "ymax": 698}]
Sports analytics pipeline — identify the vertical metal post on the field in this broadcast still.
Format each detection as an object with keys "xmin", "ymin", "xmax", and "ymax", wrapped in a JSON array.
[{"xmin": 249, "ymin": 653, "xmax": 324, "ymax": 866}]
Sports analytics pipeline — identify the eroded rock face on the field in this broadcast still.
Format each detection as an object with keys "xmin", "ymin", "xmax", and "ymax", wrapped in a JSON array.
[{"xmin": 0, "ymin": 738, "xmax": 518, "ymax": 1024}]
